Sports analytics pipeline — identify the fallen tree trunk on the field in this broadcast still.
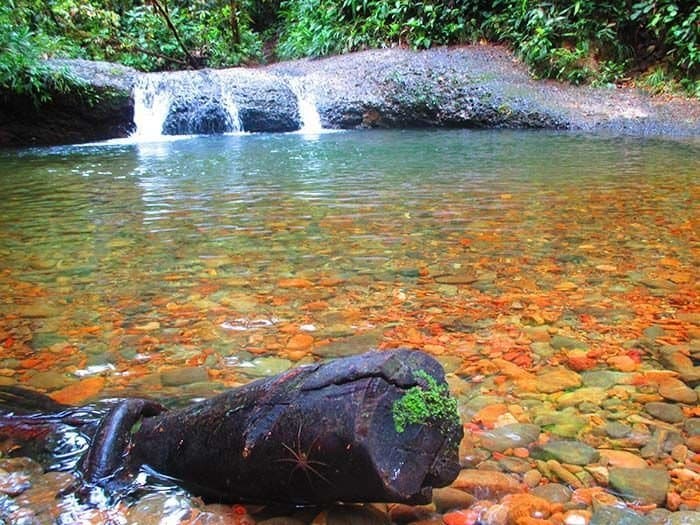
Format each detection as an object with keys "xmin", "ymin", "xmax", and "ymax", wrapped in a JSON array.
[
  {"xmin": 3, "ymin": 349, "xmax": 463, "ymax": 505},
  {"xmin": 90, "ymin": 349, "xmax": 462, "ymax": 504}
]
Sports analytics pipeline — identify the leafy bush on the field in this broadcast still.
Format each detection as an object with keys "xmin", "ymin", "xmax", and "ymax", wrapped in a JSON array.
[
  {"xmin": 1, "ymin": 0, "xmax": 697, "ymax": 97},
  {"xmin": 278, "ymin": 0, "xmax": 699, "ymax": 95},
  {"xmin": 0, "ymin": 2, "xmax": 80, "ymax": 103}
]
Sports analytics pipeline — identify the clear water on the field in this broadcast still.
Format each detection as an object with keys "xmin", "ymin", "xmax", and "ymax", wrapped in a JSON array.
[{"xmin": 0, "ymin": 130, "xmax": 698, "ymax": 521}]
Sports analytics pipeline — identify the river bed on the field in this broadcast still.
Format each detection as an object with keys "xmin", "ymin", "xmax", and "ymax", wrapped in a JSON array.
[{"xmin": 0, "ymin": 130, "xmax": 698, "ymax": 524}]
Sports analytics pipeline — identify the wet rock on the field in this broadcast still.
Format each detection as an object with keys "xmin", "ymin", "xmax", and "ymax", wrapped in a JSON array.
[
  {"xmin": 479, "ymin": 423, "xmax": 540, "ymax": 452},
  {"xmin": 26, "ymin": 371, "xmax": 71, "ymax": 390},
  {"xmin": 387, "ymin": 503, "xmax": 435, "ymax": 523},
  {"xmin": 644, "ymin": 402, "xmax": 685, "ymax": 424},
  {"xmin": 160, "ymin": 366, "xmax": 209, "ymax": 386},
  {"xmin": 685, "ymin": 435, "xmax": 700, "ymax": 453},
  {"xmin": 581, "ymin": 370, "xmax": 626, "ymax": 389},
  {"xmin": 643, "ymin": 326, "xmax": 666, "ymax": 340},
  {"xmin": 551, "ymin": 335, "xmax": 589, "ymax": 350},
  {"xmin": 531, "ymin": 483, "xmax": 572, "ymax": 503},
  {"xmin": 312, "ymin": 330, "xmax": 384, "ymax": 358},
  {"xmin": 0, "ymin": 60, "xmax": 135, "ymax": 146},
  {"xmin": 432, "ymin": 487, "xmax": 475, "ymax": 513},
  {"xmin": 604, "ymin": 421, "xmax": 632, "ymax": 438},
  {"xmin": 498, "ymin": 457, "xmax": 533, "ymax": 474},
  {"xmin": 686, "ymin": 418, "xmax": 700, "ymax": 436},
  {"xmin": 126, "ymin": 493, "xmax": 196, "ymax": 525},
  {"xmin": 590, "ymin": 504, "xmax": 652, "ymax": 525},
  {"xmin": 533, "ymin": 409, "xmax": 587, "ymax": 438},
  {"xmin": 658, "ymin": 378, "xmax": 698, "ymax": 404},
  {"xmin": 451, "ymin": 469, "xmax": 520, "ymax": 499},
  {"xmin": 598, "ymin": 449, "xmax": 647, "ymax": 469},
  {"xmin": 608, "ymin": 467, "xmax": 669, "ymax": 505},
  {"xmin": 556, "ymin": 387, "xmax": 607, "ymax": 408},
  {"xmin": 434, "ymin": 272, "xmax": 478, "ymax": 285},
  {"xmin": 665, "ymin": 511, "xmax": 700, "ymax": 525},
  {"xmin": 237, "ymin": 356, "xmax": 292, "ymax": 377},
  {"xmin": 531, "ymin": 440, "xmax": 600, "ymax": 465},
  {"xmin": 535, "ymin": 368, "xmax": 582, "ymax": 393},
  {"xmin": 523, "ymin": 469, "xmax": 542, "ymax": 488}
]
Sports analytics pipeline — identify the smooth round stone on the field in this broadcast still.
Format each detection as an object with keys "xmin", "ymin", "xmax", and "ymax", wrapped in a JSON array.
[
  {"xmin": 160, "ymin": 366, "xmax": 209, "ymax": 386},
  {"xmin": 432, "ymin": 487, "xmax": 476, "ymax": 513},
  {"xmin": 581, "ymin": 370, "xmax": 626, "ymax": 389},
  {"xmin": 556, "ymin": 387, "xmax": 607, "ymax": 408},
  {"xmin": 598, "ymin": 449, "xmax": 647, "ymax": 469},
  {"xmin": 686, "ymin": 435, "xmax": 700, "ymax": 453},
  {"xmin": 312, "ymin": 331, "xmax": 382, "ymax": 358},
  {"xmin": 0, "ymin": 376, "xmax": 16, "ymax": 386},
  {"xmin": 451, "ymin": 469, "xmax": 520, "ymax": 498},
  {"xmin": 665, "ymin": 511, "xmax": 700, "ymax": 525},
  {"xmin": 26, "ymin": 371, "xmax": 71, "ymax": 390},
  {"xmin": 658, "ymin": 378, "xmax": 698, "ymax": 404},
  {"xmin": 551, "ymin": 335, "xmax": 588, "ymax": 350},
  {"xmin": 604, "ymin": 421, "xmax": 632, "ymax": 438},
  {"xmin": 531, "ymin": 483, "xmax": 572, "ymax": 503},
  {"xmin": 643, "ymin": 326, "xmax": 665, "ymax": 340},
  {"xmin": 239, "ymin": 357, "xmax": 292, "ymax": 378},
  {"xmin": 608, "ymin": 467, "xmax": 669, "ymax": 505},
  {"xmin": 127, "ymin": 493, "xmax": 195, "ymax": 525},
  {"xmin": 590, "ymin": 504, "xmax": 652, "ymax": 525},
  {"xmin": 687, "ymin": 418, "xmax": 700, "ymax": 437},
  {"xmin": 523, "ymin": 469, "xmax": 542, "ymax": 488},
  {"xmin": 498, "ymin": 457, "xmax": 532, "ymax": 474},
  {"xmin": 531, "ymin": 440, "xmax": 600, "ymax": 465},
  {"xmin": 644, "ymin": 402, "xmax": 684, "ymax": 424},
  {"xmin": 533, "ymin": 409, "xmax": 586, "ymax": 438},
  {"xmin": 0, "ymin": 458, "xmax": 43, "ymax": 477},
  {"xmin": 535, "ymin": 368, "xmax": 582, "ymax": 393},
  {"xmin": 480, "ymin": 423, "xmax": 540, "ymax": 452}
]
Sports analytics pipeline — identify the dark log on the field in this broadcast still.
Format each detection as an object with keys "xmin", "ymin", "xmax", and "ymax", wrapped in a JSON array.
[{"xmin": 2, "ymin": 349, "xmax": 463, "ymax": 505}]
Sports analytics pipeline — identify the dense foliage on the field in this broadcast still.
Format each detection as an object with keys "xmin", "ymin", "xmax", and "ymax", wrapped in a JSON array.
[
  {"xmin": 278, "ymin": 0, "xmax": 699, "ymax": 94},
  {"xmin": 1, "ymin": 0, "xmax": 698, "ymax": 100}
]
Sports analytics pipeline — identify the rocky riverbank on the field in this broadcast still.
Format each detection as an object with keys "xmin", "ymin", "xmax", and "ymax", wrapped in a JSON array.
[{"xmin": 1, "ymin": 45, "xmax": 699, "ymax": 147}]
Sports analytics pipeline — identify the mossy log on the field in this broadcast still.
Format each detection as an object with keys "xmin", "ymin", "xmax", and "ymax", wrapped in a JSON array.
[{"xmin": 2, "ymin": 349, "xmax": 463, "ymax": 505}]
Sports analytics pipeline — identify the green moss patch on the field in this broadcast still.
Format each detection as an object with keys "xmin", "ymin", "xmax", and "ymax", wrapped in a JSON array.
[{"xmin": 392, "ymin": 370, "xmax": 460, "ymax": 434}]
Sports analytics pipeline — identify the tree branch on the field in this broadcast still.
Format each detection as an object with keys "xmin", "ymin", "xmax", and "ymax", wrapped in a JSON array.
[{"xmin": 149, "ymin": 0, "xmax": 199, "ymax": 68}]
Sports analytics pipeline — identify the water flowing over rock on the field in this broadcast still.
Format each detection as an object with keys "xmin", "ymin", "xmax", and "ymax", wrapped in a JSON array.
[
  {"xmin": 134, "ymin": 69, "xmax": 300, "ymax": 136},
  {"xmin": 2, "ymin": 46, "xmax": 699, "ymax": 146}
]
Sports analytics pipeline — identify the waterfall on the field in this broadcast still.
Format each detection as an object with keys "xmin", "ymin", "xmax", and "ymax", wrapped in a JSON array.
[
  {"xmin": 132, "ymin": 75, "xmax": 173, "ymax": 139},
  {"xmin": 131, "ymin": 71, "xmax": 243, "ymax": 138},
  {"xmin": 212, "ymin": 70, "xmax": 243, "ymax": 132},
  {"xmin": 287, "ymin": 78, "xmax": 324, "ymax": 133}
]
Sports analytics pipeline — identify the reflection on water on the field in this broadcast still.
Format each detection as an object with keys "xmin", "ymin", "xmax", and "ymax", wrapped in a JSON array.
[{"xmin": 0, "ymin": 130, "xmax": 699, "ymax": 522}]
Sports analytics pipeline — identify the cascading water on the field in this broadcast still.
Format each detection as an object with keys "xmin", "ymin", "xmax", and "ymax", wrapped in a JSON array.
[
  {"xmin": 287, "ymin": 78, "xmax": 324, "ymax": 133},
  {"xmin": 132, "ymin": 75, "xmax": 173, "ymax": 140},
  {"xmin": 131, "ymin": 71, "xmax": 243, "ymax": 138}
]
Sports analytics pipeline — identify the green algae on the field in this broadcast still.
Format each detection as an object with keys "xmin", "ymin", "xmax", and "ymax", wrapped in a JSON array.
[{"xmin": 392, "ymin": 370, "xmax": 459, "ymax": 434}]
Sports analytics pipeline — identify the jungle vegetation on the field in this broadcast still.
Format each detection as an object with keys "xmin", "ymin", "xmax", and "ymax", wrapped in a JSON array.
[{"xmin": 1, "ymin": 0, "xmax": 698, "ymax": 102}]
